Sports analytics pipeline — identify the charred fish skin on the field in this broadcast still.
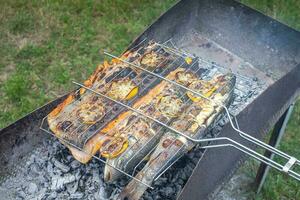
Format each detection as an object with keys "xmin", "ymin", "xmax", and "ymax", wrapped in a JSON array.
[
  {"xmin": 118, "ymin": 73, "xmax": 236, "ymax": 200},
  {"xmin": 103, "ymin": 68, "xmax": 200, "ymax": 182},
  {"xmin": 47, "ymin": 41, "xmax": 178, "ymax": 164}
]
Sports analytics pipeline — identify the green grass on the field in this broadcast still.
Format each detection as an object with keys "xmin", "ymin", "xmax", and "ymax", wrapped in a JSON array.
[
  {"xmin": 0, "ymin": 0, "xmax": 176, "ymax": 127},
  {"xmin": 0, "ymin": 0, "xmax": 299, "ymax": 199},
  {"xmin": 242, "ymin": 0, "xmax": 300, "ymax": 30}
]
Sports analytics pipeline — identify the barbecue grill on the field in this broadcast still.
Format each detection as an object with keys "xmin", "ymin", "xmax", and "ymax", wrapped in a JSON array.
[{"xmin": 1, "ymin": 0, "xmax": 300, "ymax": 199}]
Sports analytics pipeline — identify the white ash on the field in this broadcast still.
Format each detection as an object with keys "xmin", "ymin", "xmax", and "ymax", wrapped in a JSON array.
[{"xmin": 0, "ymin": 139, "xmax": 108, "ymax": 200}]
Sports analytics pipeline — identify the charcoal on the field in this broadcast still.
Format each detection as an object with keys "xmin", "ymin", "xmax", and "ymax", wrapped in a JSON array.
[
  {"xmin": 36, "ymin": 156, "xmax": 46, "ymax": 165},
  {"xmin": 92, "ymin": 169, "xmax": 101, "ymax": 184},
  {"xmin": 88, "ymin": 184, "xmax": 96, "ymax": 193},
  {"xmin": 153, "ymin": 194, "xmax": 162, "ymax": 200},
  {"xmin": 57, "ymin": 193, "xmax": 70, "ymax": 199},
  {"xmin": 79, "ymin": 179, "xmax": 84, "ymax": 188},
  {"xmin": 51, "ymin": 174, "xmax": 76, "ymax": 191},
  {"xmin": 47, "ymin": 191, "xmax": 58, "ymax": 199},
  {"xmin": 66, "ymin": 181, "xmax": 79, "ymax": 194},
  {"xmin": 153, "ymin": 180, "xmax": 163, "ymax": 187},
  {"xmin": 179, "ymin": 169, "xmax": 187, "ymax": 180},
  {"xmin": 87, "ymin": 194, "xmax": 96, "ymax": 200},
  {"xmin": 29, "ymin": 163, "xmax": 41, "ymax": 175},
  {"xmin": 175, "ymin": 182, "xmax": 184, "ymax": 195},
  {"xmin": 17, "ymin": 190, "xmax": 26, "ymax": 199},
  {"xmin": 37, "ymin": 188, "xmax": 47, "ymax": 199},
  {"xmin": 27, "ymin": 183, "xmax": 38, "ymax": 194},
  {"xmin": 67, "ymin": 155, "xmax": 74, "ymax": 162},
  {"xmin": 75, "ymin": 170, "xmax": 82, "ymax": 180},
  {"xmin": 184, "ymin": 165, "xmax": 194, "ymax": 175},
  {"xmin": 110, "ymin": 187, "xmax": 121, "ymax": 198},
  {"xmin": 70, "ymin": 160, "xmax": 81, "ymax": 169},
  {"xmin": 47, "ymin": 163, "xmax": 54, "ymax": 175},
  {"xmin": 84, "ymin": 176, "xmax": 93, "ymax": 188},
  {"xmin": 70, "ymin": 192, "xmax": 84, "ymax": 199},
  {"xmin": 52, "ymin": 158, "xmax": 70, "ymax": 173},
  {"xmin": 94, "ymin": 186, "xmax": 107, "ymax": 200},
  {"xmin": 54, "ymin": 169, "xmax": 63, "ymax": 176},
  {"xmin": 163, "ymin": 186, "xmax": 174, "ymax": 197},
  {"xmin": 171, "ymin": 173, "xmax": 179, "ymax": 182}
]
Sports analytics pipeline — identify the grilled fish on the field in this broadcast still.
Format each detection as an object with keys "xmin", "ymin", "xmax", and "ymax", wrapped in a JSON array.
[
  {"xmin": 47, "ymin": 41, "xmax": 175, "ymax": 163},
  {"xmin": 103, "ymin": 68, "xmax": 201, "ymax": 182},
  {"xmin": 117, "ymin": 73, "xmax": 236, "ymax": 200}
]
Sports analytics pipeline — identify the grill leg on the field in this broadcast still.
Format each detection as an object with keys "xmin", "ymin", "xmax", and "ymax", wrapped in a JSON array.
[{"xmin": 255, "ymin": 103, "xmax": 295, "ymax": 194}]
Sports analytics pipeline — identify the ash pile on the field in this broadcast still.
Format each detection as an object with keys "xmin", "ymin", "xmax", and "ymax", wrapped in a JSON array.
[{"xmin": 0, "ymin": 67, "xmax": 266, "ymax": 200}]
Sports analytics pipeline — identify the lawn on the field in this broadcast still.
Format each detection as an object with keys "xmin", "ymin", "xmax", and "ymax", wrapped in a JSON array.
[
  {"xmin": 0, "ymin": 0, "xmax": 176, "ymax": 128},
  {"xmin": 0, "ymin": 0, "xmax": 299, "ymax": 199}
]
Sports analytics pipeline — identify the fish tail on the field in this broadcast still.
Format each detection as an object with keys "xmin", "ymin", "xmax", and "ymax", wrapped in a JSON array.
[
  {"xmin": 117, "ymin": 176, "xmax": 149, "ymax": 200},
  {"xmin": 117, "ymin": 152, "xmax": 160, "ymax": 200}
]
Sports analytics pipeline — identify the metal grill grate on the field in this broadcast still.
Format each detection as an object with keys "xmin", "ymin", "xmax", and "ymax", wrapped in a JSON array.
[{"xmin": 40, "ymin": 39, "xmax": 300, "ymax": 189}]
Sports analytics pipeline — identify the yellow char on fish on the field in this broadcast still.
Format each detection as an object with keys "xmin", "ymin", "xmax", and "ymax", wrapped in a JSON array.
[{"xmin": 47, "ymin": 41, "xmax": 176, "ymax": 163}]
